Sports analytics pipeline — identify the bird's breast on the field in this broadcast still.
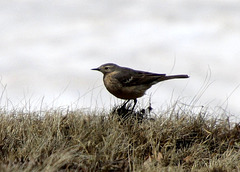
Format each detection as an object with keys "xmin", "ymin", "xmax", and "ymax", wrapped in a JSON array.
[{"xmin": 103, "ymin": 73, "xmax": 147, "ymax": 99}]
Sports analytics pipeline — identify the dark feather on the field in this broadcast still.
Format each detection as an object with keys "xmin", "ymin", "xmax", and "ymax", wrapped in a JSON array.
[{"xmin": 114, "ymin": 67, "xmax": 166, "ymax": 87}]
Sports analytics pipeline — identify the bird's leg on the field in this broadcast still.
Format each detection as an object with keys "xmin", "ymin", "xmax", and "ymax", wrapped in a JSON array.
[
  {"xmin": 131, "ymin": 99, "xmax": 137, "ymax": 111},
  {"xmin": 120, "ymin": 99, "xmax": 130, "ymax": 109}
]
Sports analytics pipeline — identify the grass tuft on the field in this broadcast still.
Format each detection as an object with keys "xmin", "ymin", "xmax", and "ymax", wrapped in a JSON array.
[{"xmin": 0, "ymin": 104, "xmax": 239, "ymax": 171}]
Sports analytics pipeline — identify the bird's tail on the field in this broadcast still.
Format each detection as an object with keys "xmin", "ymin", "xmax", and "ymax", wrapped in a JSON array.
[
  {"xmin": 158, "ymin": 74, "xmax": 189, "ymax": 82},
  {"xmin": 146, "ymin": 73, "xmax": 189, "ymax": 85},
  {"xmin": 156, "ymin": 75, "xmax": 189, "ymax": 83}
]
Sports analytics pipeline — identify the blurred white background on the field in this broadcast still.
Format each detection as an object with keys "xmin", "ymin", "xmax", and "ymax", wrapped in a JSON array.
[{"xmin": 0, "ymin": 0, "xmax": 239, "ymax": 118}]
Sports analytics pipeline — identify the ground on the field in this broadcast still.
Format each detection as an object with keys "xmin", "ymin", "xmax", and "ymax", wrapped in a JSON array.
[{"xmin": 0, "ymin": 104, "xmax": 239, "ymax": 171}]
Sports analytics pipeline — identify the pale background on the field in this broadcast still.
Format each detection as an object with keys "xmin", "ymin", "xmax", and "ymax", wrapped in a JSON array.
[{"xmin": 0, "ymin": 0, "xmax": 239, "ymax": 120}]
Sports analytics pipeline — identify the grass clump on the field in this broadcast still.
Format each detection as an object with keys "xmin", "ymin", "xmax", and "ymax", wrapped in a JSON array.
[{"xmin": 0, "ymin": 105, "xmax": 239, "ymax": 172}]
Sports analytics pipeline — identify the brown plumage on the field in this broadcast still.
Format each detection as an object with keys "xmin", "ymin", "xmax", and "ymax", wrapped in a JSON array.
[{"xmin": 92, "ymin": 63, "xmax": 189, "ymax": 109}]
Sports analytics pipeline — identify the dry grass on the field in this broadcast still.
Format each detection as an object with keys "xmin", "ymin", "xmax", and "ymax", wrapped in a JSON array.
[{"xmin": 0, "ymin": 104, "xmax": 240, "ymax": 172}]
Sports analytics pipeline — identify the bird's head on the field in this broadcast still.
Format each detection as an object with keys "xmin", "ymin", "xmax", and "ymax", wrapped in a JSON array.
[{"xmin": 91, "ymin": 63, "xmax": 119, "ymax": 75}]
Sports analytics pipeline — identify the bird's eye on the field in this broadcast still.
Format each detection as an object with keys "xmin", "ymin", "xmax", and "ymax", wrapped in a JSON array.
[{"xmin": 104, "ymin": 67, "xmax": 109, "ymax": 70}]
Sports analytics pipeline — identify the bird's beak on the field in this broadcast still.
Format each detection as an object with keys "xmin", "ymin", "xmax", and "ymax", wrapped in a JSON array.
[{"xmin": 91, "ymin": 67, "xmax": 100, "ymax": 71}]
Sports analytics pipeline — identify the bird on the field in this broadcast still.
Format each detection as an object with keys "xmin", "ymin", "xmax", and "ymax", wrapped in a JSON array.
[{"xmin": 92, "ymin": 63, "xmax": 189, "ymax": 110}]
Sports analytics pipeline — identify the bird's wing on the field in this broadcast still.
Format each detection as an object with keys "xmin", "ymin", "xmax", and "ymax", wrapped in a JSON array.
[{"xmin": 114, "ymin": 68, "xmax": 166, "ymax": 87}]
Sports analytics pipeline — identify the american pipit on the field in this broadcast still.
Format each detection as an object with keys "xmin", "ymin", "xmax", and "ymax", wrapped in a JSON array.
[{"xmin": 92, "ymin": 63, "xmax": 189, "ymax": 109}]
